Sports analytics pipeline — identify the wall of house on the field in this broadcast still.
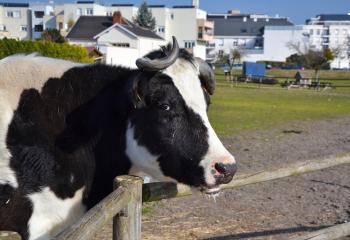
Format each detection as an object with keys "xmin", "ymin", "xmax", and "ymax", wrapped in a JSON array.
[
  {"xmin": 96, "ymin": 27, "xmax": 138, "ymax": 48},
  {"xmin": 98, "ymin": 37, "xmax": 165, "ymax": 68},
  {"xmin": 0, "ymin": 6, "xmax": 31, "ymax": 40},
  {"xmin": 262, "ymin": 26, "xmax": 304, "ymax": 62},
  {"xmin": 105, "ymin": 6, "xmax": 138, "ymax": 20},
  {"xmin": 68, "ymin": 39, "xmax": 96, "ymax": 46},
  {"xmin": 63, "ymin": 3, "xmax": 106, "ymax": 30},
  {"xmin": 193, "ymin": 44, "xmax": 206, "ymax": 60},
  {"xmin": 99, "ymin": 45, "xmax": 139, "ymax": 68},
  {"xmin": 149, "ymin": 7, "xmax": 167, "ymax": 39},
  {"xmin": 138, "ymin": 37, "xmax": 165, "ymax": 56},
  {"xmin": 211, "ymin": 36, "xmax": 259, "ymax": 55},
  {"xmin": 170, "ymin": 8, "xmax": 197, "ymax": 49},
  {"xmin": 31, "ymin": 4, "xmax": 54, "ymax": 39}
]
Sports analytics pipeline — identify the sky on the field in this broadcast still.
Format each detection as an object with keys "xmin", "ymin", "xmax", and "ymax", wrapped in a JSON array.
[{"xmin": 4, "ymin": 0, "xmax": 350, "ymax": 24}]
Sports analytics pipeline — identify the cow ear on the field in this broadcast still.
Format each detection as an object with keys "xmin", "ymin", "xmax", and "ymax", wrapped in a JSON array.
[
  {"xmin": 195, "ymin": 58, "xmax": 215, "ymax": 95},
  {"xmin": 132, "ymin": 75, "xmax": 150, "ymax": 109},
  {"xmin": 132, "ymin": 77, "xmax": 143, "ymax": 109}
]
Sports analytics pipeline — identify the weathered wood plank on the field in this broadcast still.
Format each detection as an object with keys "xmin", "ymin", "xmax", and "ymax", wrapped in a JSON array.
[
  {"xmin": 54, "ymin": 180, "xmax": 132, "ymax": 240},
  {"xmin": 287, "ymin": 221, "xmax": 350, "ymax": 240},
  {"xmin": 113, "ymin": 175, "xmax": 143, "ymax": 240},
  {"xmin": 0, "ymin": 232, "xmax": 21, "ymax": 240},
  {"xmin": 142, "ymin": 154, "xmax": 350, "ymax": 202}
]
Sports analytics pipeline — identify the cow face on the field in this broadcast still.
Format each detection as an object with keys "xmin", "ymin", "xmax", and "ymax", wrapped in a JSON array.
[{"xmin": 126, "ymin": 37, "xmax": 236, "ymax": 194}]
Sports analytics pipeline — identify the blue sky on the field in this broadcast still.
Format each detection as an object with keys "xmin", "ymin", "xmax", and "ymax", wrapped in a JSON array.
[{"xmin": 4, "ymin": 0, "xmax": 350, "ymax": 24}]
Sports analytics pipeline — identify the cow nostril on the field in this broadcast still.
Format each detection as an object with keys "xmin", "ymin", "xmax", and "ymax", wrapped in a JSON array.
[{"xmin": 215, "ymin": 163, "xmax": 237, "ymax": 176}]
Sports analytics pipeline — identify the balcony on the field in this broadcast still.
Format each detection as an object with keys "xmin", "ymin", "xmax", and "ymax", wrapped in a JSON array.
[{"xmin": 197, "ymin": 19, "xmax": 214, "ymax": 42}]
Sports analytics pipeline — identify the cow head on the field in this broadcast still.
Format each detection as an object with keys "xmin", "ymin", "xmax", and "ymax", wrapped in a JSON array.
[{"xmin": 126, "ymin": 37, "xmax": 236, "ymax": 194}]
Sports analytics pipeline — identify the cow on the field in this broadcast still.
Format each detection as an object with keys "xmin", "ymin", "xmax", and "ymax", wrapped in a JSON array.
[{"xmin": 0, "ymin": 37, "xmax": 237, "ymax": 240}]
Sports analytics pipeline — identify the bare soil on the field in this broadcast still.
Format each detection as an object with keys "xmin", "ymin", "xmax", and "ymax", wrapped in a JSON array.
[{"xmin": 95, "ymin": 116, "xmax": 350, "ymax": 240}]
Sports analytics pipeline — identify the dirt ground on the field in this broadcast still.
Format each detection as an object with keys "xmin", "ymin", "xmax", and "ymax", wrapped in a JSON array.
[{"xmin": 95, "ymin": 115, "xmax": 350, "ymax": 240}]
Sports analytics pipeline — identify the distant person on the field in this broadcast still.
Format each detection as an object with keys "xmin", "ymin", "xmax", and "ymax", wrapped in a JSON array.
[{"xmin": 222, "ymin": 63, "xmax": 231, "ymax": 81}]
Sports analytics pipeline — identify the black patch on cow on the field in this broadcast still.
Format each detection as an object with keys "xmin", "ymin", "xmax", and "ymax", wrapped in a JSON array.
[{"xmin": 0, "ymin": 184, "xmax": 32, "ymax": 240}]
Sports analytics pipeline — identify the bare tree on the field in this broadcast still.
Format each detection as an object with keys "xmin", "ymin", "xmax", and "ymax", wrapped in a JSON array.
[{"xmin": 287, "ymin": 41, "xmax": 334, "ymax": 90}]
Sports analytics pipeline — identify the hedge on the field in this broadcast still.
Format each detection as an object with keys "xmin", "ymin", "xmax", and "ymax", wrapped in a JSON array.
[{"xmin": 0, "ymin": 39, "xmax": 94, "ymax": 63}]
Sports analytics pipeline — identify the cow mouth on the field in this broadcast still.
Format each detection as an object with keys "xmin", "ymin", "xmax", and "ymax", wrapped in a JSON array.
[{"xmin": 200, "ymin": 186, "xmax": 221, "ymax": 195}]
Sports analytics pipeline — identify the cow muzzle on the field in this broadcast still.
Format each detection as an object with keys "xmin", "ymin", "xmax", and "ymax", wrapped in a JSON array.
[{"xmin": 201, "ymin": 156, "xmax": 237, "ymax": 195}]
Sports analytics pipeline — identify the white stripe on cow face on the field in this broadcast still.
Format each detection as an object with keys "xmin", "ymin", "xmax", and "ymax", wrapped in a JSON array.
[
  {"xmin": 27, "ymin": 187, "xmax": 86, "ymax": 240},
  {"xmin": 163, "ymin": 59, "xmax": 236, "ymax": 186},
  {"xmin": 125, "ymin": 122, "xmax": 175, "ymax": 182}
]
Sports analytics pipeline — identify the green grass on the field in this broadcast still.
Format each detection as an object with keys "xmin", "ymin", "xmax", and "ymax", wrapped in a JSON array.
[
  {"xmin": 142, "ymin": 206, "xmax": 153, "ymax": 216},
  {"xmin": 208, "ymin": 71, "xmax": 350, "ymax": 136}
]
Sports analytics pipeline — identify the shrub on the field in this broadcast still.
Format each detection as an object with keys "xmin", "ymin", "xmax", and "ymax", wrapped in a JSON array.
[{"xmin": 0, "ymin": 38, "xmax": 93, "ymax": 63}]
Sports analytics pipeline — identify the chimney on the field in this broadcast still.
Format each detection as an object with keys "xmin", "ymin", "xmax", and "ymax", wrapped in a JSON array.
[
  {"xmin": 192, "ymin": 0, "xmax": 199, "ymax": 8},
  {"xmin": 113, "ymin": 11, "xmax": 122, "ymax": 24}
]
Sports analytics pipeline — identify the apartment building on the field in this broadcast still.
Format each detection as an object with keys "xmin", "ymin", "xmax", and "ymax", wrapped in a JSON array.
[
  {"xmin": 305, "ymin": 14, "xmax": 350, "ymax": 69},
  {"xmin": 149, "ymin": 4, "xmax": 214, "ymax": 59},
  {"xmin": 0, "ymin": 2, "xmax": 31, "ymax": 40},
  {"xmin": 30, "ymin": 3, "xmax": 54, "ymax": 39},
  {"xmin": 207, "ymin": 11, "xmax": 293, "ymax": 61}
]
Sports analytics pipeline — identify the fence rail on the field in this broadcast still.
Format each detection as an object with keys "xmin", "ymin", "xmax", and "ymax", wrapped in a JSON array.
[
  {"xmin": 1, "ymin": 154, "xmax": 350, "ymax": 240},
  {"xmin": 288, "ymin": 221, "xmax": 350, "ymax": 240},
  {"xmin": 142, "ymin": 154, "xmax": 350, "ymax": 202}
]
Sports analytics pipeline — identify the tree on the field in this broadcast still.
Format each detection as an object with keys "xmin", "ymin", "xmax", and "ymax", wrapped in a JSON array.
[
  {"xmin": 287, "ymin": 42, "xmax": 334, "ymax": 89},
  {"xmin": 231, "ymin": 48, "xmax": 247, "ymax": 64},
  {"xmin": 134, "ymin": 1, "xmax": 156, "ymax": 31},
  {"xmin": 41, "ymin": 29, "xmax": 65, "ymax": 43},
  {"xmin": 67, "ymin": 17, "xmax": 75, "ymax": 30}
]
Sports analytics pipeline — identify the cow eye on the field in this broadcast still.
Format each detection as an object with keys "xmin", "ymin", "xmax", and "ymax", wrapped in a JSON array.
[{"xmin": 158, "ymin": 103, "xmax": 170, "ymax": 111}]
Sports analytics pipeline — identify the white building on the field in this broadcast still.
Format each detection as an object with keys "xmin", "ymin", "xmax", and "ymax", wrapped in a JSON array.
[
  {"xmin": 149, "ymin": 4, "xmax": 213, "ymax": 60},
  {"xmin": 207, "ymin": 12, "xmax": 293, "ymax": 62},
  {"xmin": 105, "ymin": 4, "xmax": 138, "ymax": 20},
  {"xmin": 30, "ymin": 3, "xmax": 54, "ymax": 39},
  {"xmin": 63, "ymin": 1, "xmax": 105, "ymax": 30},
  {"xmin": 0, "ymin": 2, "xmax": 31, "ymax": 40},
  {"xmin": 67, "ymin": 12, "xmax": 165, "ymax": 68},
  {"xmin": 305, "ymin": 14, "xmax": 350, "ymax": 69}
]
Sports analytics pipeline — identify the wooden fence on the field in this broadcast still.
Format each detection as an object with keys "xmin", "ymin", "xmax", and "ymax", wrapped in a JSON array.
[{"xmin": 1, "ymin": 154, "xmax": 350, "ymax": 240}]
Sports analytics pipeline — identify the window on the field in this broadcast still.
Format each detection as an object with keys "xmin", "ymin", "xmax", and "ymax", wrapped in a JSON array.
[
  {"xmin": 217, "ymin": 38, "xmax": 224, "ymax": 46},
  {"xmin": 85, "ymin": 8, "xmax": 93, "ymax": 15},
  {"xmin": 76, "ymin": 8, "xmax": 82, "ymax": 16},
  {"xmin": 111, "ymin": 43, "xmax": 130, "ymax": 47},
  {"xmin": 58, "ymin": 22, "xmax": 63, "ymax": 30},
  {"xmin": 170, "ymin": 13, "xmax": 174, "ymax": 20},
  {"xmin": 34, "ymin": 11, "xmax": 44, "ymax": 18},
  {"xmin": 20, "ymin": 25, "xmax": 27, "ymax": 31},
  {"xmin": 6, "ymin": 11, "xmax": 21, "ymax": 18},
  {"xmin": 34, "ymin": 25, "xmax": 43, "ymax": 32},
  {"xmin": 317, "ymin": 29, "xmax": 321, "ymax": 35},
  {"xmin": 158, "ymin": 26, "xmax": 165, "ymax": 33},
  {"xmin": 107, "ymin": 11, "xmax": 112, "ymax": 16},
  {"xmin": 0, "ymin": 25, "xmax": 6, "ymax": 31},
  {"xmin": 233, "ymin": 40, "xmax": 238, "ymax": 46},
  {"xmin": 184, "ymin": 41, "xmax": 195, "ymax": 48},
  {"xmin": 310, "ymin": 29, "xmax": 314, "ymax": 35}
]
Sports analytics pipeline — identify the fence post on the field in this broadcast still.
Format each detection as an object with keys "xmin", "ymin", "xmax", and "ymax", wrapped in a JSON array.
[{"xmin": 113, "ymin": 175, "xmax": 143, "ymax": 240}]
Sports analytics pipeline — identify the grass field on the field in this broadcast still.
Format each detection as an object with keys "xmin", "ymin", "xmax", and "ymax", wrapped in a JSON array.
[{"xmin": 209, "ymin": 70, "xmax": 350, "ymax": 136}]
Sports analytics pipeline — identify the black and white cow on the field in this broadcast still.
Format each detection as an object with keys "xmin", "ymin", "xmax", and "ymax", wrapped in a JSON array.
[{"xmin": 0, "ymin": 37, "xmax": 236, "ymax": 240}]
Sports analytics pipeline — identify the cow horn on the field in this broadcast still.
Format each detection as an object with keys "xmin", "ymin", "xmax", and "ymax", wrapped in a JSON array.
[
  {"xmin": 195, "ymin": 58, "xmax": 215, "ymax": 95},
  {"xmin": 136, "ymin": 36, "xmax": 179, "ymax": 71}
]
